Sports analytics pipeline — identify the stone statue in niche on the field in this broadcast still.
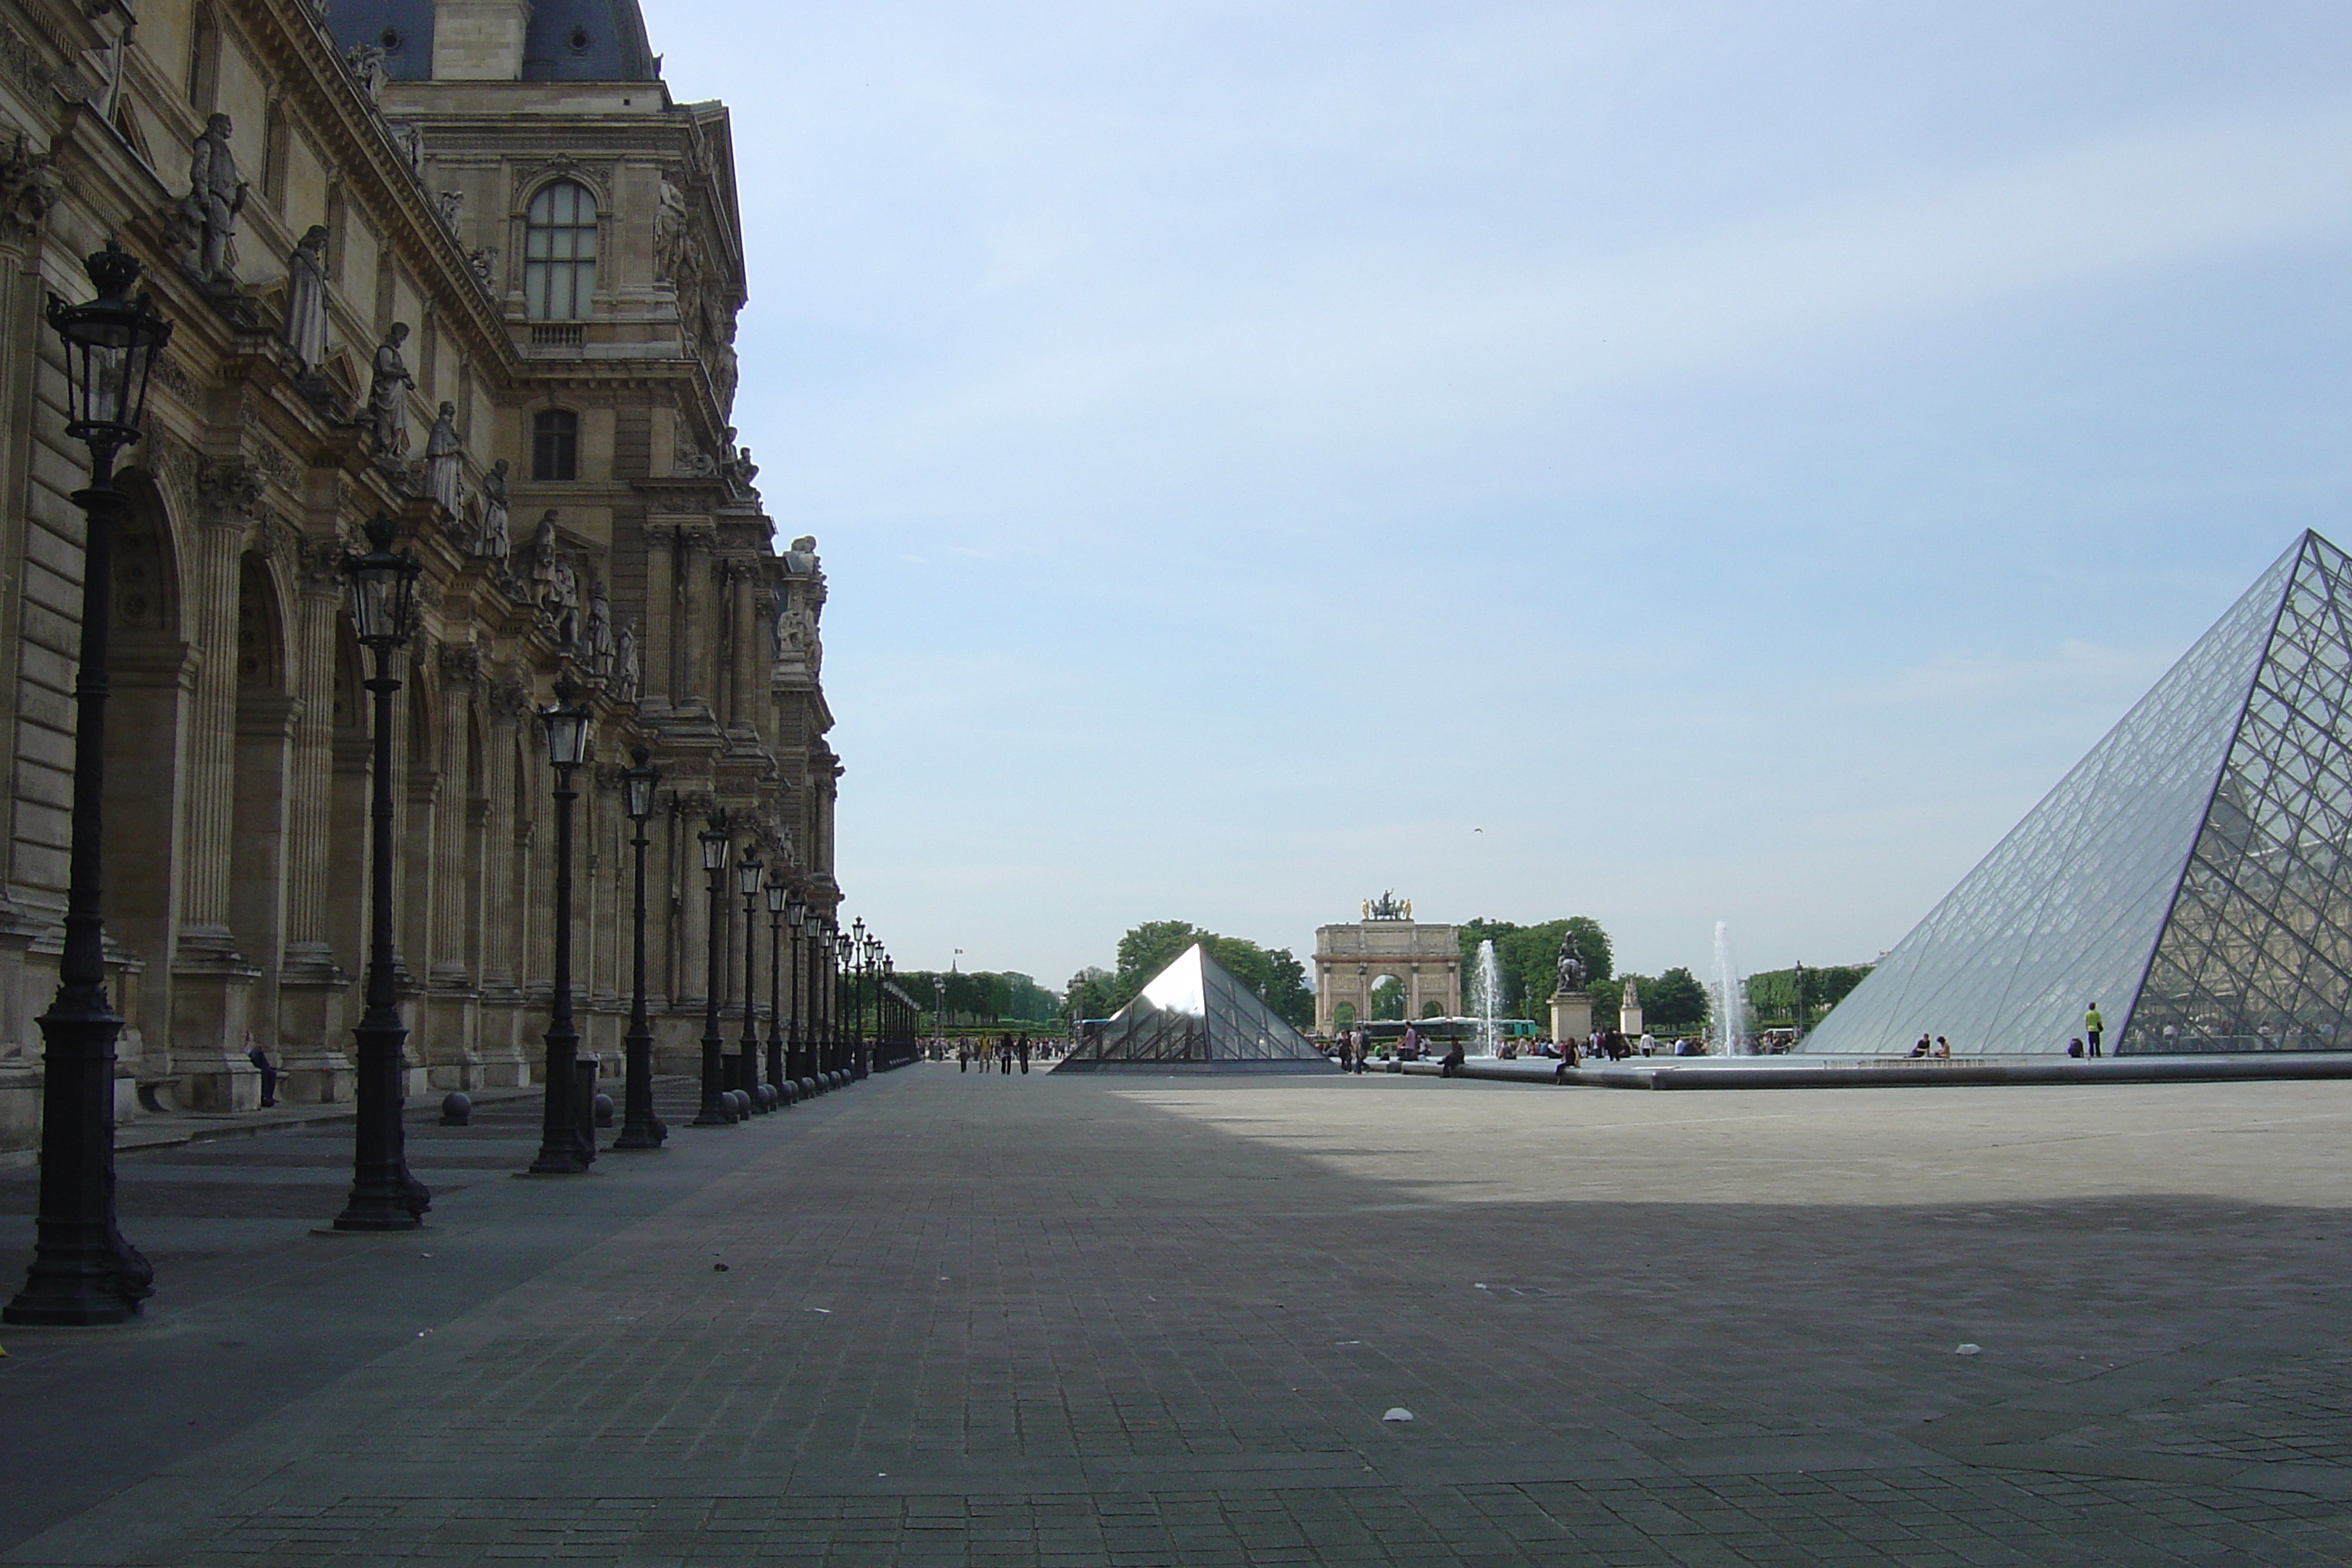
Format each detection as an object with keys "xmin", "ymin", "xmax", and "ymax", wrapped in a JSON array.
[
  {"xmin": 585, "ymin": 581, "xmax": 616, "ymax": 677},
  {"xmin": 527, "ymin": 510, "xmax": 559, "ymax": 596},
  {"xmin": 179, "ymin": 113, "xmax": 248, "ymax": 284},
  {"xmin": 612, "ymin": 620, "xmax": 640, "ymax": 703},
  {"xmin": 654, "ymin": 176, "xmax": 691, "ymax": 281},
  {"xmin": 423, "ymin": 401, "xmax": 464, "ymax": 515},
  {"xmin": 367, "ymin": 323, "xmax": 415, "ymax": 460},
  {"xmin": 546, "ymin": 555, "xmax": 581, "ymax": 649},
  {"xmin": 281, "ymin": 225, "xmax": 330, "ymax": 373},
  {"xmin": 475, "ymin": 458, "xmax": 511, "ymax": 560}
]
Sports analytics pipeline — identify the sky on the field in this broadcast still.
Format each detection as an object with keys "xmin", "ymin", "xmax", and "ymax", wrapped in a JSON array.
[{"xmin": 639, "ymin": 0, "xmax": 2352, "ymax": 991}]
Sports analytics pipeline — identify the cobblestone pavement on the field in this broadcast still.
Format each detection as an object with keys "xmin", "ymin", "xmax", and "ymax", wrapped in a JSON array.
[{"xmin": 6, "ymin": 1067, "xmax": 2352, "ymax": 1565}]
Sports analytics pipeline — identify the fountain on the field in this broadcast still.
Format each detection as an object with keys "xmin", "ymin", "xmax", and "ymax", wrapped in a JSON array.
[
  {"xmin": 1472, "ymin": 939, "xmax": 1502, "ymax": 1056},
  {"xmin": 1712, "ymin": 921, "xmax": 1745, "ymax": 1057}
]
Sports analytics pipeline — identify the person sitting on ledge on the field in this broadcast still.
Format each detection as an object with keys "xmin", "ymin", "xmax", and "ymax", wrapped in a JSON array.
[
  {"xmin": 1910, "ymin": 1034, "xmax": 1933, "ymax": 1058},
  {"xmin": 1439, "ymin": 1040, "xmax": 1466, "ymax": 1078},
  {"xmin": 1935, "ymin": 1036, "xmax": 1952, "ymax": 1058},
  {"xmin": 2067, "ymin": 1037, "xmax": 2085, "ymax": 1058}
]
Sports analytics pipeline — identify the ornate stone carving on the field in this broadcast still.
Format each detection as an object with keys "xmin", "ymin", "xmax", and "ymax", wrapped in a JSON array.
[
  {"xmin": 0, "ymin": 132, "xmax": 56, "ymax": 240},
  {"xmin": 466, "ymin": 246, "xmax": 497, "ymax": 289},
  {"xmin": 437, "ymin": 642, "xmax": 483, "ymax": 686},
  {"xmin": 343, "ymin": 43, "xmax": 389, "ymax": 104},
  {"xmin": 195, "ymin": 456, "xmax": 263, "ymax": 526}
]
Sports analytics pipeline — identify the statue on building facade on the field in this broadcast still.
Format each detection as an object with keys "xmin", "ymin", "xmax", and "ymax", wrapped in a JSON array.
[
  {"xmin": 466, "ymin": 246, "xmax": 497, "ymax": 289},
  {"xmin": 344, "ymin": 42, "xmax": 389, "ymax": 103},
  {"xmin": 282, "ymin": 224, "xmax": 330, "ymax": 372},
  {"xmin": 1555, "ymin": 931, "xmax": 1589, "ymax": 995},
  {"xmin": 475, "ymin": 458, "xmax": 511, "ymax": 559},
  {"xmin": 546, "ymin": 555, "xmax": 581, "ymax": 649},
  {"xmin": 367, "ymin": 323, "xmax": 415, "ymax": 458},
  {"xmin": 434, "ymin": 190, "xmax": 464, "ymax": 233},
  {"xmin": 654, "ymin": 176, "xmax": 691, "ymax": 281},
  {"xmin": 585, "ymin": 582, "xmax": 616, "ymax": 677},
  {"xmin": 423, "ymin": 401, "xmax": 464, "ymax": 515},
  {"xmin": 612, "ymin": 620, "xmax": 640, "ymax": 703},
  {"xmin": 179, "ymin": 113, "xmax": 248, "ymax": 284}
]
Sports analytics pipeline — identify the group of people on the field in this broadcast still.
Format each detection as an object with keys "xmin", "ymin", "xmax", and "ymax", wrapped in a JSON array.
[{"xmin": 954, "ymin": 1034, "xmax": 1042, "ymax": 1074}]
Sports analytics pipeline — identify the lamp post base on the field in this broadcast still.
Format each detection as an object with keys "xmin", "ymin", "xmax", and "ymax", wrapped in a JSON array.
[{"xmin": 5, "ymin": 1000, "xmax": 152, "ymax": 1325}]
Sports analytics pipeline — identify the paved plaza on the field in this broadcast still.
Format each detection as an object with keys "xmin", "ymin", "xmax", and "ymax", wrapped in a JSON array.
[{"xmin": 5, "ymin": 1067, "xmax": 2352, "ymax": 1565}]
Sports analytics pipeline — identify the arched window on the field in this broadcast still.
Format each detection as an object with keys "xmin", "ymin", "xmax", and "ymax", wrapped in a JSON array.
[
  {"xmin": 524, "ymin": 181, "xmax": 598, "ymax": 320},
  {"xmin": 533, "ymin": 409, "xmax": 579, "ymax": 481}
]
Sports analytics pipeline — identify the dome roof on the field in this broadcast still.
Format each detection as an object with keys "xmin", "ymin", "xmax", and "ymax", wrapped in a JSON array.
[
  {"xmin": 328, "ymin": 0, "xmax": 661, "ymax": 83},
  {"xmin": 522, "ymin": 0, "xmax": 659, "ymax": 82}
]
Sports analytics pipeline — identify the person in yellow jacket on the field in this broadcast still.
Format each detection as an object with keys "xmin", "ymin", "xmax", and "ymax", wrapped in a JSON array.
[{"xmin": 2084, "ymin": 1003, "xmax": 2104, "ymax": 1057}]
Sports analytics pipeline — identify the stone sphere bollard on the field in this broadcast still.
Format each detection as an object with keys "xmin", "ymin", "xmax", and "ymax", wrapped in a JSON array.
[
  {"xmin": 777, "ymin": 1081, "xmax": 796, "ymax": 1106},
  {"xmin": 593, "ymin": 1093, "xmax": 614, "ymax": 1128},
  {"xmin": 439, "ymin": 1091, "xmax": 472, "ymax": 1126}
]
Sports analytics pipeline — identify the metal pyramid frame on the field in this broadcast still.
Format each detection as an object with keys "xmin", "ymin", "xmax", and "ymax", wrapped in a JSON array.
[
  {"xmin": 1808, "ymin": 531, "xmax": 2352, "ymax": 1055},
  {"xmin": 1055, "ymin": 944, "xmax": 1332, "ymax": 1072}
]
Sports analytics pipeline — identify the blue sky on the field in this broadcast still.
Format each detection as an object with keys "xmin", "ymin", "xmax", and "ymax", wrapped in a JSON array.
[{"xmin": 642, "ymin": 0, "xmax": 2352, "ymax": 990}]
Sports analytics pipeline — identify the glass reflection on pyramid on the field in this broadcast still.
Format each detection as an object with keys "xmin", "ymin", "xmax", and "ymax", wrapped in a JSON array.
[{"xmin": 1056, "ymin": 944, "xmax": 1334, "ymax": 1072}]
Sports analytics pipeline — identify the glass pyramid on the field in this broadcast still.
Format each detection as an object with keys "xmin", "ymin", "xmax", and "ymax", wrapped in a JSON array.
[
  {"xmin": 1055, "ymin": 944, "xmax": 1334, "ymax": 1072},
  {"xmin": 1807, "ymin": 532, "xmax": 2352, "ymax": 1056}
]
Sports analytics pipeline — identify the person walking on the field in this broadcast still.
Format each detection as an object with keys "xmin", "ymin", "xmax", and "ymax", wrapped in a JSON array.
[
  {"xmin": 957, "ymin": 1037, "xmax": 970, "ymax": 1073},
  {"xmin": 998, "ymin": 1034, "xmax": 1014, "ymax": 1073},
  {"xmin": 1016, "ymin": 1034, "xmax": 1031, "ymax": 1074},
  {"xmin": 2084, "ymin": 1003, "xmax": 2103, "ymax": 1056}
]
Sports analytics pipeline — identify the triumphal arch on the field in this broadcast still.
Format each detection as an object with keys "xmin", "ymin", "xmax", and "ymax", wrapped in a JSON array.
[{"xmin": 1314, "ymin": 894, "xmax": 1462, "ymax": 1035}]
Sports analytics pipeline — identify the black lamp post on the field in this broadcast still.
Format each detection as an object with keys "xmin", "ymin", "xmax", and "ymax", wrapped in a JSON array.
[
  {"xmin": 692, "ymin": 817, "xmax": 734, "ymax": 1125},
  {"xmin": 861, "ymin": 935, "xmax": 882, "ymax": 1077},
  {"xmin": 765, "ymin": 875, "xmax": 789, "ymax": 1097},
  {"xmin": 528, "ymin": 679, "xmax": 594, "ymax": 1175},
  {"xmin": 1790, "ymin": 960, "xmax": 1807, "ymax": 1047},
  {"xmin": 784, "ymin": 895, "xmax": 808, "ymax": 1083},
  {"xmin": 328, "ymin": 515, "xmax": 433, "ymax": 1230},
  {"xmin": 8, "ymin": 244, "xmax": 172, "ymax": 1322},
  {"xmin": 735, "ymin": 851, "xmax": 765, "ymax": 1112},
  {"xmin": 613, "ymin": 748, "xmax": 664, "ymax": 1151},
  {"xmin": 834, "ymin": 927, "xmax": 853, "ymax": 1076}
]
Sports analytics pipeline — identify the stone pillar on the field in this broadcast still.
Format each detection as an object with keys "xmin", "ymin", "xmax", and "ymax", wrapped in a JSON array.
[
  {"xmin": 169, "ymin": 475, "xmax": 262, "ymax": 1110},
  {"xmin": 473, "ymin": 681, "xmax": 530, "ymax": 1086},
  {"xmin": 421, "ymin": 647, "xmax": 480, "ymax": 1087},
  {"xmin": 276, "ymin": 536, "xmax": 355, "ymax": 1102},
  {"xmin": 1550, "ymin": 991, "xmax": 1593, "ymax": 1046}
]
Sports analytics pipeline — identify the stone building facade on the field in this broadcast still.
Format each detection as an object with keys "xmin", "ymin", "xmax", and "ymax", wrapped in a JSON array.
[{"xmin": 0, "ymin": 0, "xmax": 835, "ymax": 1150}]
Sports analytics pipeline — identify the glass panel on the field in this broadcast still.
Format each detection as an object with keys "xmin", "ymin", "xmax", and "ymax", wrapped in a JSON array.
[
  {"xmin": 1064, "ymin": 944, "xmax": 1324, "ymax": 1066},
  {"xmin": 1806, "ymin": 534, "xmax": 2305, "ymax": 1062}
]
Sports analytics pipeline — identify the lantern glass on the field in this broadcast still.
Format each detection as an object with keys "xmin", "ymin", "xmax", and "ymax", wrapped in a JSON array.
[
  {"xmin": 737, "ymin": 855, "xmax": 764, "ymax": 897},
  {"xmin": 700, "ymin": 820, "xmax": 730, "ymax": 872},
  {"xmin": 852, "ymin": 916, "xmax": 867, "ymax": 943},
  {"xmin": 49, "ymin": 240, "xmax": 171, "ymax": 457},
  {"xmin": 622, "ymin": 747, "xmax": 659, "ymax": 821},
  {"xmin": 345, "ymin": 516, "xmax": 419, "ymax": 649},
  {"xmin": 540, "ymin": 679, "xmax": 593, "ymax": 769},
  {"xmin": 766, "ymin": 878, "xmax": 788, "ymax": 915},
  {"xmin": 786, "ymin": 897, "xmax": 805, "ymax": 928}
]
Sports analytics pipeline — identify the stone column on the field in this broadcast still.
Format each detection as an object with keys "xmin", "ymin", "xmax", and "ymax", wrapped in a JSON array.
[
  {"xmin": 168, "ymin": 465, "xmax": 264, "ymax": 1110},
  {"xmin": 475, "ymin": 681, "xmax": 530, "ymax": 1087},
  {"xmin": 276, "ymin": 534, "xmax": 356, "ymax": 1102},
  {"xmin": 422, "ymin": 645, "xmax": 480, "ymax": 1087}
]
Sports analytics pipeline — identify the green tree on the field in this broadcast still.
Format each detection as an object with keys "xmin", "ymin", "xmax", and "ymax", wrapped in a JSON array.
[
  {"xmin": 1644, "ymin": 966, "xmax": 1707, "ymax": 1031},
  {"xmin": 1459, "ymin": 916, "xmax": 1614, "ymax": 1017},
  {"xmin": 1063, "ymin": 965, "xmax": 1117, "ymax": 1025},
  {"xmin": 1746, "ymin": 964, "xmax": 1872, "ymax": 1029}
]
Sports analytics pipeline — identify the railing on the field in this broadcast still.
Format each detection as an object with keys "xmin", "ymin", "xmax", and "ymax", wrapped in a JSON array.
[{"xmin": 529, "ymin": 323, "xmax": 584, "ymax": 350}]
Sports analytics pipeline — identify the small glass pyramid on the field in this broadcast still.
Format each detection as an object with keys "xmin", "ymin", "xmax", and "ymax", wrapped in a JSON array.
[
  {"xmin": 1808, "ymin": 531, "xmax": 2352, "ymax": 1055},
  {"xmin": 1056, "ymin": 944, "xmax": 1333, "ymax": 1071}
]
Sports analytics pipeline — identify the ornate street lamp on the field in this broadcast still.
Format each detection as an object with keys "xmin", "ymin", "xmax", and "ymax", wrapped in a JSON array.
[
  {"xmin": 7, "ymin": 242, "xmax": 172, "ymax": 1321},
  {"xmin": 784, "ymin": 895, "xmax": 808, "ymax": 1084},
  {"xmin": 327, "ymin": 514, "xmax": 434, "ymax": 1230},
  {"xmin": 613, "ymin": 747, "xmax": 665, "ymax": 1150},
  {"xmin": 692, "ymin": 817, "xmax": 735, "ymax": 1125},
  {"xmin": 528, "ymin": 678, "xmax": 594, "ymax": 1175},
  {"xmin": 860, "ymin": 934, "xmax": 882, "ymax": 1078},
  {"xmin": 765, "ymin": 875, "xmax": 789, "ymax": 1099},
  {"xmin": 735, "ymin": 851, "xmax": 766, "ymax": 1112}
]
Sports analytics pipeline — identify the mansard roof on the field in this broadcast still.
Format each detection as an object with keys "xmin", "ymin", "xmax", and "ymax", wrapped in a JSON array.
[{"xmin": 331, "ymin": 0, "xmax": 661, "ymax": 83}]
